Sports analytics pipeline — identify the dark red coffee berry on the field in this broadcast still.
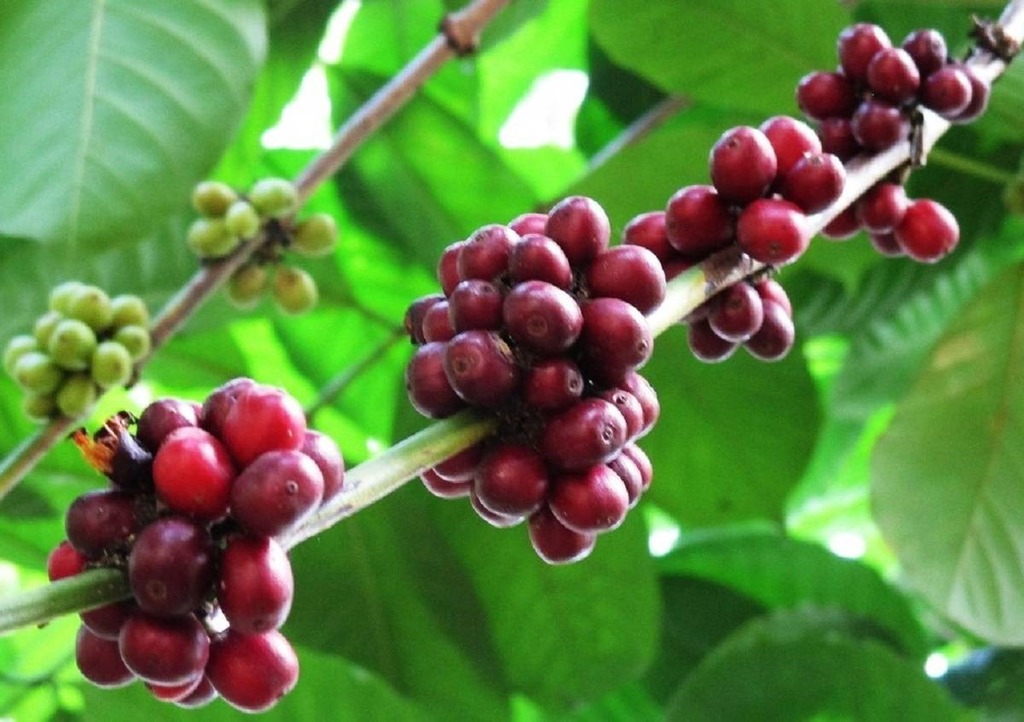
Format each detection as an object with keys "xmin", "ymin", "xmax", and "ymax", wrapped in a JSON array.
[
  {"xmin": 65, "ymin": 489, "xmax": 142, "ymax": 559},
  {"xmin": 458, "ymin": 224, "xmax": 518, "ymax": 281},
  {"xmin": 780, "ymin": 152, "xmax": 846, "ymax": 214},
  {"xmin": 200, "ymin": 377, "xmax": 257, "ymax": 439},
  {"xmin": 838, "ymin": 23, "xmax": 892, "ymax": 84},
  {"xmin": 544, "ymin": 196, "xmax": 611, "ymax": 266},
  {"xmin": 622, "ymin": 443, "xmax": 653, "ymax": 492},
  {"xmin": 796, "ymin": 71, "xmax": 858, "ymax": 122},
  {"xmin": 548, "ymin": 464, "xmax": 630, "ymax": 533},
  {"xmin": 474, "ymin": 442, "xmax": 549, "ymax": 516},
  {"xmin": 522, "ymin": 358, "xmax": 584, "ymax": 412},
  {"xmin": 817, "ymin": 117, "xmax": 861, "ymax": 162},
  {"xmin": 540, "ymin": 398, "xmax": 628, "ymax": 471},
  {"xmin": 432, "ymin": 443, "xmax": 484, "ymax": 482},
  {"xmin": 437, "ymin": 241, "xmax": 467, "ymax": 296},
  {"xmin": 137, "ymin": 398, "xmax": 199, "ymax": 451},
  {"xmin": 47, "ymin": 540, "xmax": 86, "ymax": 581},
  {"xmin": 508, "ymin": 234, "xmax": 573, "ymax": 288},
  {"xmin": 920, "ymin": 65, "xmax": 973, "ymax": 119},
  {"xmin": 759, "ymin": 115, "xmax": 822, "ymax": 177},
  {"xmin": 856, "ymin": 182, "xmax": 908, "ymax": 234},
  {"xmin": 503, "ymin": 280, "xmax": 583, "ymax": 356},
  {"xmin": 128, "ymin": 516, "xmax": 214, "ymax": 617},
  {"xmin": 76, "ymin": 625, "xmax": 135, "ymax": 689},
  {"xmin": 231, "ymin": 449, "xmax": 325, "ymax": 537},
  {"xmin": 147, "ymin": 677, "xmax": 204, "ymax": 703},
  {"xmin": 708, "ymin": 282, "xmax": 765, "ymax": 342},
  {"xmin": 951, "ymin": 66, "xmax": 991, "ymax": 124},
  {"xmin": 218, "ymin": 535, "xmax": 294, "ymax": 634},
  {"xmin": 421, "ymin": 299, "xmax": 456, "ymax": 343},
  {"xmin": 528, "ymin": 505, "xmax": 596, "ymax": 565},
  {"xmin": 619, "ymin": 371, "xmax": 660, "ymax": 437},
  {"xmin": 80, "ymin": 600, "xmax": 135, "ymax": 640},
  {"xmin": 421, "ymin": 468, "xmax": 472, "ymax": 499},
  {"xmin": 174, "ymin": 675, "xmax": 218, "ymax": 708},
  {"xmin": 623, "ymin": 211, "xmax": 674, "ymax": 262},
  {"xmin": 665, "ymin": 185, "xmax": 734, "ymax": 256},
  {"xmin": 300, "ymin": 430, "xmax": 345, "ymax": 503},
  {"xmin": 153, "ymin": 426, "xmax": 236, "ymax": 521},
  {"xmin": 870, "ymin": 231, "xmax": 905, "ymax": 257},
  {"xmin": 687, "ymin": 318, "xmax": 738, "ymax": 363},
  {"xmin": 585, "ymin": 245, "xmax": 667, "ymax": 315},
  {"xmin": 608, "ymin": 453, "xmax": 644, "ymax": 507},
  {"xmin": 443, "ymin": 331, "xmax": 520, "ymax": 408},
  {"xmin": 577, "ymin": 298, "xmax": 653, "ymax": 386},
  {"xmin": 508, "ymin": 212, "xmax": 548, "ymax": 236},
  {"xmin": 470, "ymin": 489, "xmax": 525, "ymax": 527},
  {"xmin": 597, "ymin": 388, "xmax": 645, "ymax": 440},
  {"xmin": 221, "ymin": 384, "xmax": 307, "ymax": 467},
  {"xmin": 118, "ymin": 612, "xmax": 210, "ymax": 685},
  {"xmin": 902, "ymin": 28, "xmax": 947, "ymax": 77},
  {"xmin": 866, "ymin": 48, "xmax": 920, "ymax": 104},
  {"xmin": 405, "ymin": 342, "xmax": 466, "ymax": 418},
  {"xmin": 206, "ymin": 629, "xmax": 299, "ymax": 713},
  {"xmin": 449, "ymin": 279, "xmax": 504, "ymax": 332},
  {"xmin": 709, "ymin": 125, "xmax": 778, "ymax": 205},
  {"xmin": 753, "ymin": 277, "xmax": 793, "ymax": 317},
  {"xmin": 821, "ymin": 205, "xmax": 862, "ymax": 240},
  {"xmin": 744, "ymin": 299, "xmax": 796, "ymax": 361},
  {"xmin": 894, "ymin": 199, "xmax": 959, "ymax": 262},
  {"xmin": 404, "ymin": 294, "xmax": 444, "ymax": 344},
  {"xmin": 736, "ymin": 198, "xmax": 810, "ymax": 265},
  {"xmin": 851, "ymin": 99, "xmax": 909, "ymax": 152}
]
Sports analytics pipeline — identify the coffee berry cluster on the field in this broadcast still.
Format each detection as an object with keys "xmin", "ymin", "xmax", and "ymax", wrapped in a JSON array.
[
  {"xmin": 3, "ymin": 282, "xmax": 151, "ymax": 420},
  {"xmin": 404, "ymin": 197, "xmax": 661, "ymax": 564},
  {"xmin": 48, "ymin": 378, "xmax": 344, "ymax": 712},
  {"xmin": 187, "ymin": 178, "xmax": 339, "ymax": 315}
]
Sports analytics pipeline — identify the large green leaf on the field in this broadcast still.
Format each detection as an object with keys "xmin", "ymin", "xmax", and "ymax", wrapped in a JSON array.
[
  {"xmin": 589, "ymin": 0, "xmax": 849, "ymax": 117},
  {"xmin": 666, "ymin": 607, "xmax": 969, "ymax": 721},
  {"xmin": 872, "ymin": 262, "xmax": 1024, "ymax": 644},
  {"xmin": 0, "ymin": 0, "xmax": 266, "ymax": 247}
]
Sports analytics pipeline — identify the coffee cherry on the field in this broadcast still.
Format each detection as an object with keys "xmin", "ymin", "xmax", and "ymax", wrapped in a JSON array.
[
  {"xmin": 80, "ymin": 600, "xmax": 136, "ymax": 640},
  {"xmin": 405, "ymin": 342, "xmax": 466, "ymax": 418},
  {"xmin": 67, "ymin": 285, "xmax": 114, "ymax": 333},
  {"xmin": 65, "ymin": 489, "xmax": 142, "ymax": 559},
  {"xmin": 76, "ymin": 626, "xmax": 135, "ymax": 689},
  {"xmin": 218, "ymin": 535, "xmax": 294, "ymax": 634},
  {"xmin": 522, "ymin": 358, "xmax": 584, "ymax": 412},
  {"xmin": 851, "ymin": 99, "xmax": 909, "ymax": 152},
  {"xmin": 91, "ymin": 341, "xmax": 134, "ymax": 388},
  {"xmin": 817, "ymin": 117, "xmax": 861, "ymax": 161},
  {"xmin": 951, "ymin": 66, "xmax": 991, "ymax": 123},
  {"xmin": 780, "ymin": 152, "xmax": 845, "ymax": 214},
  {"xmin": 48, "ymin": 318, "xmax": 97, "ymax": 371},
  {"xmin": 225, "ymin": 199, "xmax": 261, "ymax": 238},
  {"xmin": 902, "ymin": 28, "xmax": 947, "ymax": 77},
  {"xmin": 623, "ymin": 211, "xmax": 674, "ymax": 262},
  {"xmin": 708, "ymin": 282, "xmax": 765, "ymax": 342},
  {"xmin": 174, "ymin": 675, "xmax": 218, "ymax": 708},
  {"xmin": 230, "ymin": 450, "xmax": 324, "ymax": 537},
  {"xmin": 421, "ymin": 468, "xmax": 472, "ymax": 499},
  {"xmin": 619, "ymin": 371, "xmax": 660, "ymax": 437},
  {"xmin": 109, "ymin": 294, "xmax": 150, "ymax": 328},
  {"xmin": 470, "ymin": 490, "xmax": 525, "ymax": 527},
  {"xmin": 300, "ymin": 430, "xmax": 345, "ymax": 502},
  {"xmin": 153, "ymin": 427, "xmax": 236, "ymax": 520},
  {"xmin": 3, "ymin": 335, "xmax": 37, "ymax": 376},
  {"xmin": 291, "ymin": 213, "xmax": 338, "ymax": 257},
  {"xmin": 22, "ymin": 393, "xmax": 56, "ymax": 422},
  {"xmin": 744, "ymin": 299, "xmax": 796, "ymax": 361},
  {"xmin": 709, "ymin": 126, "xmax": 778, "ymax": 205},
  {"xmin": 437, "ymin": 241, "xmax": 467, "ymax": 296},
  {"xmin": 147, "ymin": 677, "xmax": 205, "ymax": 703},
  {"xmin": 59, "ymin": 374, "xmax": 98, "ymax": 416},
  {"xmin": 528, "ymin": 506, "xmax": 596, "ymax": 564},
  {"xmin": 796, "ymin": 71, "xmax": 858, "ymax": 122},
  {"xmin": 894, "ymin": 199, "xmax": 959, "ymax": 262},
  {"xmin": 577, "ymin": 298, "xmax": 653, "ymax": 386},
  {"xmin": 458, "ymin": 224, "xmax": 517, "ymax": 281},
  {"xmin": 119, "ymin": 612, "xmax": 210, "ymax": 685},
  {"xmin": 220, "ymin": 384, "xmax": 307, "ymax": 467},
  {"xmin": 548, "ymin": 464, "xmax": 630, "ymax": 533},
  {"xmin": 856, "ymin": 182, "xmax": 908, "ymax": 234},
  {"xmin": 207, "ymin": 629, "xmax": 299, "ymax": 713},
  {"xmin": 508, "ymin": 212, "xmax": 548, "ymax": 236},
  {"xmin": 760, "ymin": 115, "xmax": 822, "ymax": 177},
  {"xmin": 870, "ymin": 231, "xmax": 905, "ymax": 257},
  {"xmin": 585, "ymin": 245, "xmax": 666, "ymax": 315},
  {"xmin": 597, "ymin": 388, "xmax": 645, "ymax": 441},
  {"xmin": 404, "ymin": 294, "xmax": 445, "ymax": 344},
  {"xmin": 443, "ymin": 331, "xmax": 520, "ymax": 408},
  {"xmin": 665, "ymin": 185, "xmax": 734, "ymax": 256},
  {"xmin": 503, "ymin": 280, "xmax": 583, "ymax": 356},
  {"xmin": 112, "ymin": 325, "xmax": 151, "ymax": 361},
  {"xmin": 449, "ymin": 279, "xmax": 504, "ymax": 332},
  {"xmin": 186, "ymin": 218, "xmax": 239, "ymax": 258},
  {"xmin": 49, "ymin": 281, "xmax": 88, "ymax": 316},
  {"xmin": 192, "ymin": 181, "xmax": 238, "ymax": 217},
  {"xmin": 540, "ymin": 398, "xmax": 628, "ymax": 471},
  {"xmin": 474, "ymin": 443, "xmax": 549, "ymax": 516},
  {"xmin": 736, "ymin": 198, "xmax": 810, "ymax": 265},
  {"xmin": 128, "ymin": 516, "xmax": 214, "ymax": 617},
  {"xmin": 228, "ymin": 263, "xmax": 269, "ymax": 309},
  {"xmin": 545, "ymin": 196, "xmax": 611, "ymax": 266},
  {"xmin": 200, "ymin": 377, "xmax": 257, "ymax": 438},
  {"xmin": 867, "ymin": 48, "xmax": 920, "ymax": 104},
  {"xmin": 920, "ymin": 65, "xmax": 973, "ymax": 119},
  {"xmin": 508, "ymin": 234, "xmax": 573, "ymax": 288},
  {"xmin": 608, "ymin": 453, "xmax": 644, "ymax": 507},
  {"xmin": 12, "ymin": 351, "xmax": 63, "ymax": 394},
  {"xmin": 47, "ymin": 540, "xmax": 86, "ymax": 581},
  {"xmin": 273, "ymin": 265, "xmax": 318, "ymax": 315},
  {"xmin": 622, "ymin": 443, "xmax": 653, "ymax": 492},
  {"xmin": 821, "ymin": 205, "xmax": 862, "ymax": 240},
  {"xmin": 838, "ymin": 23, "xmax": 892, "ymax": 84},
  {"xmin": 421, "ymin": 299, "xmax": 456, "ymax": 343},
  {"xmin": 687, "ymin": 318, "xmax": 738, "ymax": 363},
  {"xmin": 752, "ymin": 277, "xmax": 793, "ymax": 317},
  {"xmin": 33, "ymin": 311, "xmax": 63, "ymax": 349},
  {"xmin": 249, "ymin": 178, "xmax": 298, "ymax": 219}
]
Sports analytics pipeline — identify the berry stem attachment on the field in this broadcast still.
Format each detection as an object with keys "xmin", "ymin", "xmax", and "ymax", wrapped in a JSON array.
[{"xmin": 0, "ymin": 568, "xmax": 129, "ymax": 634}]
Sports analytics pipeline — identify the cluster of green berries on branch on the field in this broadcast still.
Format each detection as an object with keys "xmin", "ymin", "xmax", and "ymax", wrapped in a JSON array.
[
  {"xmin": 50, "ymin": 379, "xmax": 344, "ymax": 712},
  {"xmin": 188, "ymin": 178, "xmax": 339, "ymax": 315},
  {"xmin": 3, "ymin": 282, "xmax": 150, "ymax": 420},
  {"xmin": 404, "ymin": 196, "xmax": 662, "ymax": 564}
]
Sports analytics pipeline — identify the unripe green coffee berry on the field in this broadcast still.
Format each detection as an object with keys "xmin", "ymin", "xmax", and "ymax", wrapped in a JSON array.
[
  {"xmin": 192, "ymin": 180, "xmax": 238, "ymax": 218},
  {"xmin": 33, "ymin": 310, "xmax": 64, "ymax": 349},
  {"xmin": 90, "ymin": 341, "xmax": 134, "ymax": 388},
  {"xmin": 227, "ymin": 264, "xmax": 269, "ymax": 310},
  {"xmin": 55, "ymin": 374, "xmax": 97, "ymax": 418},
  {"xmin": 291, "ymin": 213, "xmax": 338, "ymax": 257},
  {"xmin": 4, "ymin": 335, "xmax": 39, "ymax": 376},
  {"xmin": 49, "ymin": 281, "xmax": 86, "ymax": 315},
  {"xmin": 48, "ymin": 319, "xmax": 98, "ymax": 371},
  {"xmin": 13, "ymin": 352, "xmax": 64, "ymax": 394},
  {"xmin": 272, "ymin": 265, "xmax": 318, "ymax": 315},
  {"xmin": 113, "ymin": 325, "xmax": 151, "ymax": 361},
  {"xmin": 66, "ymin": 286, "xmax": 114, "ymax": 333},
  {"xmin": 225, "ymin": 200, "xmax": 261, "ymax": 239},
  {"xmin": 22, "ymin": 393, "xmax": 56, "ymax": 422},
  {"xmin": 249, "ymin": 178, "xmax": 298, "ymax": 219},
  {"xmin": 186, "ymin": 218, "xmax": 240, "ymax": 258},
  {"xmin": 110, "ymin": 294, "xmax": 150, "ymax": 328}
]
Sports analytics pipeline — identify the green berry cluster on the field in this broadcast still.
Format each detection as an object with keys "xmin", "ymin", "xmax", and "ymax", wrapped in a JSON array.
[
  {"xmin": 3, "ymin": 282, "xmax": 151, "ymax": 420},
  {"xmin": 187, "ymin": 177, "xmax": 338, "ymax": 315}
]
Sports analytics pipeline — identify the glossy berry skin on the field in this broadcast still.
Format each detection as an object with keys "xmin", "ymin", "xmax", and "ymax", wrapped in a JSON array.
[
  {"xmin": 856, "ymin": 182, "xmax": 908, "ymax": 233},
  {"xmin": 47, "ymin": 540, "xmax": 86, "ymax": 581},
  {"xmin": 544, "ymin": 196, "xmax": 610, "ymax": 267},
  {"xmin": 577, "ymin": 298, "xmax": 653, "ymax": 386},
  {"xmin": 585, "ymin": 245, "xmax": 667, "ymax": 315},
  {"xmin": 443, "ymin": 331, "xmax": 520, "ymax": 408},
  {"xmin": 821, "ymin": 206, "xmax": 861, "ymax": 241},
  {"xmin": 474, "ymin": 443, "xmax": 549, "ymax": 516},
  {"xmin": 206, "ymin": 629, "xmax": 299, "ymax": 713},
  {"xmin": 665, "ymin": 185, "xmax": 733, "ymax": 256},
  {"xmin": 687, "ymin": 318, "xmax": 738, "ymax": 363},
  {"xmin": 619, "ymin": 371, "xmax": 660, "ymax": 437},
  {"xmin": 300, "ymin": 430, "xmax": 344, "ymax": 502},
  {"xmin": 221, "ymin": 384, "xmax": 307, "ymax": 467},
  {"xmin": 837, "ymin": 23, "xmax": 892, "ymax": 83},
  {"xmin": 866, "ymin": 48, "xmax": 920, "ymax": 104},
  {"xmin": 759, "ymin": 115, "xmax": 822, "ymax": 177},
  {"xmin": 608, "ymin": 453, "xmax": 644, "ymax": 507},
  {"xmin": 622, "ymin": 443, "xmax": 653, "ymax": 492},
  {"xmin": 540, "ymin": 398, "xmax": 628, "ymax": 471},
  {"xmin": 65, "ymin": 490, "xmax": 141, "ymax": 559},
  {"xmin": 870, "ymin": 232, "xmax": 904, "ymax": 257},
  {"xmin": 76, "ymin": 626, "xmax": 135, "ymax": 689},
  {"xmin": 522, "ymin": 358, "xmax": 584, "ymax": 412},
  {"xmin": 422, "ymin": 299, "xmax": 456, "ymax": 343},
  {"xmin": 153, "ymin": 427, "xmax": 235, "ymax": 521},
  {"xmin": 200, "ymin": 377, "xmax": 257, "ymax": 438},
  {"xmin": 894, "ymin": 199, "xmax": 960, "ymax": 263},
  {"xmin": 218, "ymin": 536, "xmax": 294, "ymax": 634},
  {"xmin": 796, "ymin": 71, "xmax": 857, "ymax": 122},
  {"xmin": 436, "ymin": 241, "xmax": 466, "ymax": 296},
  {"xmin": 138, "ymin": 398, "xmax": 200, "ymax": 451},
  {"xmin": 817, "ymin": 117, "xmax": 861, "ymax": 161},
  {"xmin": 549, "ymin": 464, "xmax": 630, "ymax": 533},
  {"xmin": 736, "ymin": 198, "xmax": 810, "ymax": 265},
  {"xmin": 623, "ymin": 211, "xmax": 674, "ymax": 262},
  {"xmin": 952, "ymin": 66, "xmax": 991, "ymax": 123},
  {"xmin": 421, "ymin": 468, "xmax": 472, "ymax": 499},
  {"xmin": 80, "ymin": 600, "xmax": 136, "ymax": 640},
  {"xmin": 458, "ymin": 225, "xmax": 517, "ymax": 281},
  {"xmin": 470, "ymin": 490, "xmax": 525, "ymax": 528},
  {"xmin": 231, "ymin": 450, "xmax": 325, "ymax": 537},
  {"xmin": 174, "ymin": 675, "xmax": 218, "ymax": 708},
  {"xmin": 405, "ymin": 342, "xmax": 466, "ymax": 418},
  {"xmin": 780, "ymin": 152, "xmax": 845, "ymax": 214},
  {"xmin": 753, "ymin": 277, "xmax": 793, "ymax": 317},
  {"xmin": 528, "ymin": 506, "xmax": 596, "ymax": 565},
  {"xmin": 709, "ymin": 282, "xmax": 765, "ymax": 342},
  {"xmin": 508, "ymin": 212, "xmax": 548, "ymax": 236},
  {"xmin": 851, "ymin": 100, "xmax": 909, "ymax": 152},
  {"xmin": 431, "ymin": 444, "xmax": 483, "ymax": 483},
  {"xmin": 449, "ymin": 279, "xmax": 504, "ymax": 332},
  {"xmin": 118, "ymin": 612, "xmax": 210, "ymax": 685},
  {"xmin": 920, "ymin": 66, "xmax": 973, "ymax": 118},
  {"xmin": 597, "ymin": 388, "xmax": 644, "ymax": 441},
  {"xmin": 508, "ymin": 234, "xmax": 573, "ymax": 289},
  {"xmin": 744, "ymin": 300, "xmax": 796, "ymax": 361},
  {"xmin": 128, "ymin": 517, "xmax": 214, "ymax": 617},
  {"xmin": 902, "ymin": 28, "xmax": 947, "ymax": 77},
  {"xmin": 404, "ymin": 294, "xmax": 444, "ymax": 344},
  {"xmin": 503, "ymin": 281, "xmax": 583, "ymax": 356},
  {"xmin": 709, "ymin": 126, "xmax": 778, "ymax": 205}
]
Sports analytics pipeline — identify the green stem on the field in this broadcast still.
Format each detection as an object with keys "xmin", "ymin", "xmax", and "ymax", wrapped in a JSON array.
[{"xmin": 0, "ymin": 569, "xmax": 130, "ymax": 634}]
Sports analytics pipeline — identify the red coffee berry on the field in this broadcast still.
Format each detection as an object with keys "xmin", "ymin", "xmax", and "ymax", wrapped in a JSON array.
[
  {"xmin": 821, "ymin": 205, "xmax": 862, "ymax": 240},
  {"xmin": 404, "ymin": 294, "xmax": 444, "ymax": 344},
  {"xmin": 796, "ymin": 71, "xmax": 858, "ymax": 121},
  {"xmin": 544, "ymin": 196, "xmax": 611, "ymax": 266},
  {"xmin": 76, "ymin": 625, "xmax": 135, "ymax": 689},
  {"xmin": 137, "ymin": 398, "xmax": 200, "ymax": 451},
  {"xmin": 47, "ymin": 540, "xmax": 86, "ymax": 581},
  {"xmin": 449, "ymin": 279, "xmax": 504, "ymax": 332},
  {"xmin": 780, "ymin": 152, "xmax": 846, "ymax": 214},
  {"xmin": 218, "ymin": 535, "xmax": 294, "ymax": 634},
  {"xmin": 65, "ymin": 489, "xmax": 142, "ymax": 559},
  {"xmin": 856, "ymin": 182, "xmax": 908, "ymax": 233},
  {"xmin": 118, "ymin": 611, "xmax": 210, "ymax": 685},
  {"xmin": 206, "ymin": 629, "xmax": 299, "ymax": 713},
  {"xmin": 665, "ymin": 185, "xmax": 734, "ymax": 256},
  {"xmin": 153, "ymin": 426, "xmax": 235, "ymax": 521},
  {"xmin": 540, "ymin": 398, "xmax": 628, "ymax": 471},
  {"xmin": 220, "ymin": 384, "xmax": 307, "ymax": 467},
  {"xmin": 759, "ymin": 115, "xmax": 822, "ymax": 177},
  {"xmin": 920, "ymin": 65, "xmax": 973, "ymax": 119},
  {"xmin": 420, "ymin": 468, "xmax": 472, "ymax": 499},
  {"xmin": 470, "ymin": 489, "xmax": 525, "ymax": 527},
  {"xmin": 622, "ymin": 443, "xmax": 653, "ymax": 492},
  {"xmin": 128, "ymin": 516, "xmax": 214, "ymax": 617},
  {"xmin": 753, "ymin": 277, "xmax": 793, "ymax": 317},
  {"xmin": 618, "ymin": 371, "xmax": 660, "ymax": 437},
  {"xmin": 837, "ymin": 23, "xmax": 892, "ymax": 84},
  {"xmin": 147, "ymin": 677, "xmax": 204, "ymax": 703},
  {"xmin": 503, "ymin": 280, "xmax": 583, "ymax": 355},
  {"xmin": 443, "ymin": 331, "xmax": 520, "ymax": 408},
  {"xmin": 405, "ymin": 342, "xmax": 466, "ymax": 418},
  {"xmin": 231, "ymin": 449, "xmax": 325, "ymax": 538},
  {"xmin": 432, "ymin": 443, "xmax": 484, "ymax": 482},
  {"xmin": 687, "ymin": 317, "xmax": 738, "ymax": 363},
  {"xmin": 300, "ymin": 430, "xmax": 345, "ymax": 502},
  {"xmin": 623, "ymin": 210, "xmax": 674, "ymax": 262},
  {"xmin": 851, "ymin": 99, "xmax": 909, "ymax": 152},
  {"xmin": 866, "ymin": 47, "xmax": 920, "ymax": 104},
  {"xmin": 597, "ymin": 388, "xmax": 645, "ymax": 440},
  {"xmin": 608, "ymin": 452, "xmax": 644, "ymax": 507},
  {"xmin": 708, "ymin": 282, "xmax": 765, "ymax": 342},
  {"xmin": 528, "ymin": 506, "xmax": 596, "ymax": 565},
  {"xmin": 952, "ymin": 66, "xmax": 991, "ymax": 124},
  {"xmin": 817, "ymin": 117, "xmax": 861, "ymax": 161},
  {"xmin": 577, "ymin": 298, "xmax": 653, "ymax": 386},
  {"xmin": 709, "ymin": 125, "xmax": 778, "ymax": 205},
  {"xmin": 548, "ymin": 464, "xmax": 630, "ymax": 534},
  {"xmin": 902, "ymin": 28, "xmax": 947, "ymax": 77},
  {"xmin": 870, "ymin": 231, "xmax": 905, "ymax": 257},
  {"xmin": 458, "ymin": 224, "xmax": 517, "ymax": 281},
  {"xmin": 736, "ymin": 198, "xmax": 810, "ymax": 265},
  {"xmin": 474, "ymin": 442, "xmax": 549, "ymax": 516},
  {"xmin": 522, "ymin": 358, "xmax": 584, "ymax": 412},
  {"xmin": 80, "ymin": 600, "xmax": 136, "ymax": 640},
  {"xmin": 585, "ymin": 245, "xmax": 667, "ymax": 315},
  {"xmin": 508, "ymin": 234, "xmax": 573, "ymax": 288},
  {"xmin": 200, "ymin": 377, "xmax": 257, "ymax": 439},
  {"xmin": 508, "ymin": 212, "xmax": 548, "ymax": 236},
  {"xmin": 744, "ymin": 299, "xmax": 796, "ymax": 361},
  {"xmin": 437, "ymin": 241, "xmax": 467, "ymax": 296},
  {"xmin": 421, "ymin": 299, "xmax": 456, "ymax": 343},
  {"xmin": 894, "ymin": 199, "xmax": 960, "ymax": 263},
  {"xmin": 174, "ymin": 675, "xmax": 218, "ymax": 708}
]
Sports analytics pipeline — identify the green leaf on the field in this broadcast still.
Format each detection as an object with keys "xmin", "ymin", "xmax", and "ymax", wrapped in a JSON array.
[
  {"xmin": 666, "ymin": 606, "xmax": 969, "ymax": 721},
  {"xmin": 0, "ymin": 0, "xmax": 266, "ymax": 247},
  {"xmin": 639, "ymin": 329, "xmax": 820, "ymax": 527},
  {"xmin": 872, "ymin": 262, "xmax": 1024, "ymax": 644},
  {"xmin": 589, "ymin": 0, "xmax": 849, "ymax": 117},
  {"xmin": 659, "ymin": 529, "xmax": 929, "ymax": 659}
]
